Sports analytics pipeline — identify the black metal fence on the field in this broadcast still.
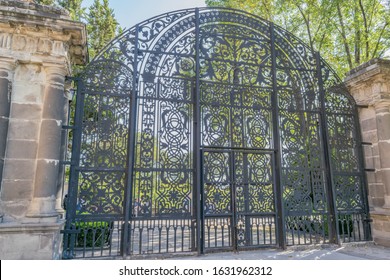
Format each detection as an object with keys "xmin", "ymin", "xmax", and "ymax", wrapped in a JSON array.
[{"xmin": 61, "ymin": 8, "xmax": 371, "ymax": 259}]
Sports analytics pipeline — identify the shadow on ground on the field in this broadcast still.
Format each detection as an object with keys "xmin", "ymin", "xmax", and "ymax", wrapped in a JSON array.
[{"xmin": 171, "ymin": 242, "xmax": 390, "ymax": 260}]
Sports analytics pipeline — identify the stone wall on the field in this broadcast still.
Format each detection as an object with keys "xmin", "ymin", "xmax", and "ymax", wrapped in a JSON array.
[
  {"xmin": 0, "ymin": 0, "xmax": 86, "ymax": 259},
  {"xmin": 345, "ymin": 59, "xmax": 390, "ymax": 247}
]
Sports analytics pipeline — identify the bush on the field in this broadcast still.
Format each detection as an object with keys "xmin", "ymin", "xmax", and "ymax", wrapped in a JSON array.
[{"xmin": 74, "ymin": 220, "xmax": 112, "ymax": 248}]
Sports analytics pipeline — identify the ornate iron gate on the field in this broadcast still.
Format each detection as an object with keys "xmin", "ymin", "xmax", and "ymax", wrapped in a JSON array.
[{"xmin": 62, "ymin": 8, "xmax": 371, "ymax": 259}]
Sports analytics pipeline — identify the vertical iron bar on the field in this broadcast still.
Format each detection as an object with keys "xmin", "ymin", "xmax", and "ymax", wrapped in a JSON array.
[
  {"xmin": 63, "ymin": 77, "xmax": 85, "ymax": 258},
  {"xmin": 66, "ymin": 78, "xmax": 85, "ymax": 221},
  {"xmin": 194, "ymin": 8, "xmax": 203, "ymax": 255},
  {"xmin": 231, "ymin": 151, "xmax": 238, "ymax": 252},
  {"xmin": 315, "ymin": 52, "xmax": 340, "ymax": 244},
  {"xmin": 243, "ymin": 153, "xmax": 251, "ymax": 246},
  {"xmin": 122, "ymin": 24, "xmax": 140, "ymax": 257},
  {"xmin": 269, "ymin": 23, "xmax": 286, "ymax": 249},
  {"xmin": 199, "ymin": 150, "xmax": 205, "ymax": 251}
]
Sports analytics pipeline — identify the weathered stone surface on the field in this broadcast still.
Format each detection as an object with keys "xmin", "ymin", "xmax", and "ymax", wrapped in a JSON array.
[
  {"xmin": 6, "ymin": 139, "xmax": 38, "ymax": 159},
  {"xmin": 378, "ymin": 141, "xmax": 390, "ymax": 167},
  {"xmin": 42, "ymin": 88, "xmax": 65, "ymax": 120},
  {"xmin": 0, "ymin": 179, "xmax": 34, "ymax": 201},
  {"xmin": 0, "ymin": 222, "xmax": 65, "ymax": 260},
  {"xmin": 33, "ymin": 159, "xmax": 60, "ymax": 198},
  {"xmin": 11, "ymin": 83, "xmax": 45, "ymax": 105},
  {"xmin": 0, "ymin": 200, "xmax": 30, "ymax": 220},
  {"xmin": 26, "ymin": 196, "xmax": 57, "ymax": 218},
  {"xmin": 369, "ymin": 183, "xmax": 385, "ymax": 199},
  {"xmin": 361, "ymin": 130, "xmax": 379, "ymax": 143},
  {"xmin": 346, "ymin": 58, "xmax": 390, "ymax": 247},
  {"xmin": 37, "ymin": 119, "xmax": 62, "ymax": 159},
  {"xmin": 372, "ymin": 197, "xmax": 385, "ymax": 208},
  {"xmin": 7, "ymin": 119, "xmax": 40, "ymax": 140},
  {"xmin": 9, "ymin": 103, "xmax": 42, "ymax": 120},
  {"xmin": 361, "ymin": 117, "xmax": 377, "ymax": 132},
  {"xmin": 377, "ymin": 112, "xmax": 390, "ymax": 140},
  {"xmin": 0, "ymin": 0, "xmax": 87, "ymax": 260},
  {"xmin": 2, "ymin": 159, "xmax": 36, "ymax": 180}
]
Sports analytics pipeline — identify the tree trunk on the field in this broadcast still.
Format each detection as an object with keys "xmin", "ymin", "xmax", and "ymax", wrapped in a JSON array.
[{"xmin": 336, "ymin": 2, "xmax": 353, "ymax": 69}]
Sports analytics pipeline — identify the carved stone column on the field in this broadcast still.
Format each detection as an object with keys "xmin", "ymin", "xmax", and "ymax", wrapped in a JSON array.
[
  {"xmin": 26, "ymin": 65, "xmax": 68, "ymax": 221},
  {"xmin": 1, "ymin": 62, "xmax": 45, "ymax": 220},
  {"xmin": 0, "ymin": 0, "xmax": 87, "ymax": 259},
  {"xmin": 345, "ymin": 58, "xmax": 390, "ymax": 247}
]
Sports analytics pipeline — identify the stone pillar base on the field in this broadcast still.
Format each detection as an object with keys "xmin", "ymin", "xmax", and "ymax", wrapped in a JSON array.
[
  {"xmin": 0, "ymin": 221, "xmax": 64, "ymax": 259},
  {"xmin": 371, "ymin": 211, "xmax": 390, "ymax": 247},
  {"xmin": 383, "ymin": 195, "xmax": 390, "ymax": 209},
  {"xmin": 26, "ymin": 196, "xmax": 58, "ymax": 219}
]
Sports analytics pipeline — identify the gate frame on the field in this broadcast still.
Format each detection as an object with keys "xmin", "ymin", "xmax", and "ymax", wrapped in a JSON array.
[{"xmin": 61, "ymin": 7, "xmax": 372, "ymax": 259}]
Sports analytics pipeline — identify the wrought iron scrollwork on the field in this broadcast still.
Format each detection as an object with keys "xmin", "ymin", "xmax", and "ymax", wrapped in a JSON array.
[{"xmin": 64, "ymin": 8, "xmax": 370, "ymax": 259}]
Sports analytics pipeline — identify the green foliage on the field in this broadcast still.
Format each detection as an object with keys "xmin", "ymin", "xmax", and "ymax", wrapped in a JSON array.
[
  {"xmin": 74, "ymin": 220, "xmax": 112, "ymax": 248},
  {"xmin": 206, "ymin": 0, "xmax": 390, "ymax": 78},
  {"xmin": 87, "ymin": 0, "xmax": 119, "ymax": 59},
  {"xmin": 58, "ymin": 0, "xmax": 85, "ymax": 21},
  {"xmin": 35, "ymin": 0, "xmax": 121, "ymax": 61},
  {"xmin": 35, "ymin": 0, "xmax": 56, "ymax": 5}
]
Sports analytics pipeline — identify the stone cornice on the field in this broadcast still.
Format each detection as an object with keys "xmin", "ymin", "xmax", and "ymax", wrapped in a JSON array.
[
  {"xmin": 345, "ymin": 58, "xmax": 390, "ymax": 87},
  {"xmin": 0, "ymin": 1, "xmax": 87, "ymax": 67},
  {"xmin": 0, "ymin": 0, "xmax": 69, "ymax": 18}
]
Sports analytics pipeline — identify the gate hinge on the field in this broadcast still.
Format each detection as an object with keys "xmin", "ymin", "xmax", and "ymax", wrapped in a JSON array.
[
  {"xmin": 60, "ymin": 229, "xmax": 80, "ymax": 234},
  {"xmin": 364, "ymin": 168, "xmax": 376, "ymax": 172},
  {"xmin": 62, "ymin": 125, "xmax": 75, "ymax": 130}
]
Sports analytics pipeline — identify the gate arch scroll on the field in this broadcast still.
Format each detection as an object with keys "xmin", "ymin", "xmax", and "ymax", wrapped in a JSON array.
[{"xmin": 62, "ymin": 8, "xmax": 371, "ymax": 259}]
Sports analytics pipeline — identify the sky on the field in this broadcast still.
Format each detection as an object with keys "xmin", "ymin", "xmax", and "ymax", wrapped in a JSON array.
[{"xmin": 82, "ymin": 0, "xmax": 207, "ymax": 29}]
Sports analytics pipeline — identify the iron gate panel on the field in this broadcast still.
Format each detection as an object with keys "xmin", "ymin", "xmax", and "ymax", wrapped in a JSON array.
[
  {"xmin": 62, "ymin": 8, "xmax": 371, "ymax": 259},
  {"xmin": 202, "ymin": 150, "xmax": 277, "ymax": 251}
]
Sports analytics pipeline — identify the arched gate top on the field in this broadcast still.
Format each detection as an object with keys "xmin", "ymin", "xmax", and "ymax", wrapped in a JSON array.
[
  {"xmin": 64, "ymin": 7, "xmax": 370, "ymax": 259},
  {"xmin": 82, "ymin": 7, "xmax": 355, "ymax": 107}
]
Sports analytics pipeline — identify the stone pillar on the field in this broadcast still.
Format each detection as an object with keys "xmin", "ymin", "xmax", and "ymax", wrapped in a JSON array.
[
  {"xmin": 0, "ymin": 60, "xmax": 14, "ymax": 190},
  {"xmin": 26, "ymin": 65, "xmax": 68, "ymax": 221},
  {"xmin": 345, "ymin": 58, "xmax": 390, "ymax": 247},
  {"xmin": 375, "ymin": 103, "xmax": 390, "ymax": 208},
  {"xmin": 0, "ymin": 0, "xmax": 87, "ymax": 259}
]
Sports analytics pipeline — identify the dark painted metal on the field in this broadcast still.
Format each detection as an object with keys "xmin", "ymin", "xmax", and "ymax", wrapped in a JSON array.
[
  {"xmin": 361, "ymin": 142, "xmax": 373, "ymax": 146},
  {"xmin": 316, "ymin": 52, "xmax": 339, "ymax": 244},
  {"xmin": 269, "ymin": 23, "xmax": 286, "ymax": 249},
  {"xmin": 122, "ymin": 24, "xmax": 140, "ymax": 257},
  {"xmin": 62, "ymin": 78, "xmax": 85, "ymax": 259},
  {"xmin": 194, "ymin": 8, "xmax": 202, "ymax": 255},
  {"xmin": 62, "ymin": 8, "xmax": 371, "ymax": 259}
]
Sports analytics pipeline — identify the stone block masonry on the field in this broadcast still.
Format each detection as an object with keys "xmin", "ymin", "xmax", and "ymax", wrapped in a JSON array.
[
  {"xmin": 0, "ymin": 0, "xmax": 86, "ymax": 259},
  {"xmin": 345, "ymin": 58, "xmax": 390, "ymax": 247}
]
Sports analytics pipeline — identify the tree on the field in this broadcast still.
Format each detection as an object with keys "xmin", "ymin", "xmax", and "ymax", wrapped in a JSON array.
[
  {"xmin": 58, "ymin": 0, "xmax": 85, "ymax": 21},
  {"xmin": 35, "ymin": 0, "xmax": 120, "ymax": 59},
  {"xmin": 35, "ymin": 0, "xmax": 56, "ymax": 4},
  {"xmin": 87, "ymin": 0, "xmax": 119, "ymax": 59},
  {"xmin": 206, "ymin": 0, "xmax": 390, "ymax": 78}
]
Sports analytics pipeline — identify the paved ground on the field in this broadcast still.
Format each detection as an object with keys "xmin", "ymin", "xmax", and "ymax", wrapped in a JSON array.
[{"xmin": 171, "ymin": 242, "xmax": 390, "ymax": 260}]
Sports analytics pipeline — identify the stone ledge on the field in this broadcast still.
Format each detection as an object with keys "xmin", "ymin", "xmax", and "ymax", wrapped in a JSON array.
[
  {"xmin": 345, "ymin": 58, "xmax": 390, "ymax": 86},
  {"xmin": 0, "ymin": 0, "xmax": 69, "ymax": 18},
  {"xmin": 373, "ymin": 236, "xmax": 390, "ymax": 247},
  {"xmin": 371, "ymin": 208, "xmax": 390, "ymax": 216},
  {"xmin": 0, "ymin": 1, "xmax": 88, "ymax": 66},
  {"xmin": 0, "ymin": 220, "xmax": 65, "ymax": 233},
  {"xmin": 0, "ymin": 220, "xmax": 65, "ymax": 259}
]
